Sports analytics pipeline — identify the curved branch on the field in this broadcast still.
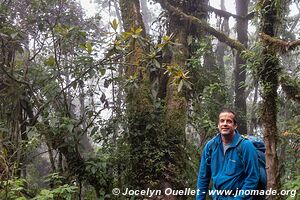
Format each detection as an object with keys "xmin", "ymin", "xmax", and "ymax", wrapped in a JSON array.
[
  {"xmin": 157, "ymin": 0, "xmax": 246, "ymax": 51},
  {"xmin": 260, "ymin": 32, "xmax": 300, "ymax": 53}
]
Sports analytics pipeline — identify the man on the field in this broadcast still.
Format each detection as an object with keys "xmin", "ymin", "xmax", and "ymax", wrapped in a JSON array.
[{"xmin": 196, "ymin": 109, "xmax": 259, "ymax": 200}]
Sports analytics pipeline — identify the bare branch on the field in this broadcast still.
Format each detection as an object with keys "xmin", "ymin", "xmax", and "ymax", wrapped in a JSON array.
[{"xmin": 201, "ymin": 3, "xmax": 255, "ymax": 20}]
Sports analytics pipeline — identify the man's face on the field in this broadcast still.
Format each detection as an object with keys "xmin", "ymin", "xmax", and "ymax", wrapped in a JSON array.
[{"xmin": 218, "ymin": 112, "xmax": 237, "ymax": 136}]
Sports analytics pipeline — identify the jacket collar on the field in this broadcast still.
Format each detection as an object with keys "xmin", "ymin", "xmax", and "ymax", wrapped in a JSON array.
[{"xmin": 213, "ymin": 130, "xmax": 243, "ymax": 147}]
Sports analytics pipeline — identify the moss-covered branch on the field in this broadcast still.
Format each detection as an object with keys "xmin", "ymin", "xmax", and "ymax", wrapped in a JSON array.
[
  {"xmin": 260, "ymin": 32, "xmax": 300, "ymax": 53},
  {"xmin": 156, "ymin": 0, "xmax": 246, "ymax": 51},
  {"xmin": 280, "ymin": 75, "xmax": 300, "ymax": 103}
]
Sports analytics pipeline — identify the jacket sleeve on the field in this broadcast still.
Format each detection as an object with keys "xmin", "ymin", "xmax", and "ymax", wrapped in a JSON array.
[
  {"xmin": 196, "ymin": 142, "xmax": 212, "ymax": 200},
  {"xmin": 234, "ymin": 140, "xmax": 259, "ymax": 199}
]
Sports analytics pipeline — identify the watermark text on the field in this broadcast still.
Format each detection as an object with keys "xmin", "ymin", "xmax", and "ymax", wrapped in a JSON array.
[{"xmin": 111, "ymin": 188, "xmax": 297, "ymax": 198}]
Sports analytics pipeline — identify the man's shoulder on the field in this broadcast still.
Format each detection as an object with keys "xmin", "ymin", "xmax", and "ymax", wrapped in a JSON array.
[
  {"xmin": 238, "ymin": 136, "xmax": 257, "ymax": 152},
  {"xmin": 206, "ymin": 134, "xmax": 220, "ymax": 145},
  {"xmin": 204, "ymin": 134, "xmax": 220, "ymax": 152}
]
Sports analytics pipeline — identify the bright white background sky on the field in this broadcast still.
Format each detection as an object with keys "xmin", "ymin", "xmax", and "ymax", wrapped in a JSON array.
[
  {"xmin": 78, "ymin": 0, "xmax": 298, "ymax": 25},
  {"xmin": 79, "ymin": 0, "xmax": 97, "ymax": 17},
  {"xmin": 78, "ymin": 0, "xmax": 298, "ymax": 39},
  {"xmin": 79, "ymin": 0, "xmax": 298, "ymax": 18},
  {"xmin": 78, "ymin": 0, "xmax": 238, "ymax": 18},
  {"xmin": 78, "ymin": 0, "xmax": 238, "ymax": 36}
]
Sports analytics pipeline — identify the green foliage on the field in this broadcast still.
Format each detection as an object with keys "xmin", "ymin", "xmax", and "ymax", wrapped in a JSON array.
[
  {"xmin": 0, "ymin": 178, "xmax": 29, "ymax": 200},
  {"xmin": 44, "ymin": 173, "xmax": 66, "ymax": 186},
  {"xmin": 241, "ymin": 48, "xmax": 262, "ymax": 79},
  {"xmin": 165, "ymin": 64, "xmax": 191, "ymax": 92},
  {"xmin": 282, "ymin": 175, "xmax": 300, "ymax": 200},
  {"xmin": 276, "ymin": 95, "xmax": 300, "ymax": 194},
  {"xmin": 191, "ymin": 83, "xmax": 229, "ymax": 135},
  {"xmin": 85, "ymin": 154, "xmax": 111, "ymax": 186},
  {"xmin": 0, "ymin": 174, "xmax": 78, "ymax": 200},
  {"xmin": 186, "ymin": 37, "xmax": 229, "ymax": 142},
  {"xmin": 110, "ymin": 19, "xmax": 119, "ymax": 31},
  {"xmin": 32, "ymin": 184, "xmax": 78, "ymax": 200}
]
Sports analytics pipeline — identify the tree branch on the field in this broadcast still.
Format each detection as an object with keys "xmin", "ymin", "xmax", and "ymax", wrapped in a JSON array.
[
  {"xmin": 280, "ymin": 75, "xmax": 300, "ymax": 103},
  {"xmin": 260, "ymin": 32, "xmax": 300, "ymax": 53},
  {"xmin": 157, "ymin": 0, "xmax": 246, "ymax": 51},
  {"xmin": 201, "ymin": 3, "xmax": 255, "ymax": 20}
]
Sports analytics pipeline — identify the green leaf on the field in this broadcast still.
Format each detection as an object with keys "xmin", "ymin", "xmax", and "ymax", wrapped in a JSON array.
[
  {"xmin": 135, "ymin": 27, "xmax": 143, "ymax": 34},
  {"xmin": 66, "ymin": 124, "xmax": 74, "ymax": 133},
  {"xmin": 91, "ymin": 167, "xmax": 96, "ymax": 174},
  {"xmin": 184, "ymin": 80, "xmax": 192, "ymax": 90},
  {"xmin": 110, "ymin": 19, "xmax": 119, "ymax": 31},
  {"xmin": 100, "ymin": 68, "xmax": 106, "ymax": 76},
  {"xmin": 44, "ymin": 55, "xmax": 56, "ymax": 66},
  {"xmin": 85, "ymin": 41, "xmax": 93, "ymax": 54},
  {"xmin": 146, "ymin": 124, "xmax": 153, "ymax": 130},
  {"xmin": 10, "ymin": 32, "xmax": 18, "ymax": 39},
  {"xmin": 178, "ymin": 80, "xmax": 184, "ymax": 92},
  {"xmin": 187, "ymin": 35, "xmax": 193, "ymax": 46},
  {"xmin": 162, "ymin": 35, "xmax": 170, "ymax": 42},
  {"xmin": 0, "ymin": 33, "xmax": 9, "ymax": 38},
  {"xmin": 91, "ymin": 126, "xmax": 99, "ymax": 136},
  {"xmin": 89, "ymin": 69, "xmax": 96, "ymax": 77},
  {"xmin": 153, "ymin": 59, "xmax": 160, "ymax": 68},
  {"xmin": 71, "ymin": 81, "xmax": 77, "ymax": 90},
  {"xmin": 156, "ymin": 43, "xmax": 164, "ymax": 49}
]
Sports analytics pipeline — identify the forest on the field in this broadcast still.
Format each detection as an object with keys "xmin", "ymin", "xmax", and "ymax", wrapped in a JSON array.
[{"xmin": 0, "ymin": 0, "xmax": 299, "ymax": 199}]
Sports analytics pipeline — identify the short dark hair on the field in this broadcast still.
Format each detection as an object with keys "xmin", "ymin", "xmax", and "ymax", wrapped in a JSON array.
[{"xmin": 219, "ymin": 108, "xmax": 237, "ymax": 125}]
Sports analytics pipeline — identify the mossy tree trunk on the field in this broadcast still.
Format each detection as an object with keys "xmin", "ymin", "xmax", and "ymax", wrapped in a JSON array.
[
  {"xmin": 160, "ymin": 1, "xmax": 209, "ymax": 198},
  {"xmin": 119, "ymin": 0, "xmax": 192, "ymax": 198},
  {"xmin": 162, "ymin": 9, "xmax": 189, "ymax": 198},
  {"xmin": 119, "ymin": 0, "xmax": 162, "ymax": 190},
  {"xmin": 259, "ymin": 0, "xmax": 281, "ymax": 196}
]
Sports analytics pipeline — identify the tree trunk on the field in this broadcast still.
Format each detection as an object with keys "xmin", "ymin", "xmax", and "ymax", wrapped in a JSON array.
[
  {"xmin": 119, "ymin": 0, "xmax": 146, "ymax": 37},
  {"xmin": 259, "ymin": 0, "xmax": 281, "ymax": 196},
  {"xmin": 215, "ymin": 0, "xmax": 229, "ymax": 82},
  {"xmin": 160, "ymin": 1, "xmax": 204, "ymax": 198},
  {"xmin": 234, "ymin": 0, "xmax": 249, "ymax": 135},
  {"xmin": 119, "ymin": 0, "xmax": 160, "ymax": 190},
  {"xmin": 161, "ymin": 18, "xmax": 187, "ymax": 200},
  {"xmin": 140, "ymin": 0, "xmax": 151, "ymax": 34},
  {"xmin": 78, "ymin": 84, "xmax": 93, "ymax": 153},
  {"xmin": 249, "ymin": 81, "xmax": 259, "ymax": 135}
]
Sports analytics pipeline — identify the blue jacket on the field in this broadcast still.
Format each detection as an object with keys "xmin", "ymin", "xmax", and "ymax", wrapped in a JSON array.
[{"xmin": 196, "ymin": 131, "xmax": 259, "ymax": 200}]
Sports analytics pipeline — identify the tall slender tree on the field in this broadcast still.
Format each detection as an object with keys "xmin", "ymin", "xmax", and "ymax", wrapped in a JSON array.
[
  {"xmin": 234, "ymin": 0, "xmax": 249, "ymax": 134},
  {"xmin": 216, "ymin": 0, "xmax": 229, "ymax": 83}
]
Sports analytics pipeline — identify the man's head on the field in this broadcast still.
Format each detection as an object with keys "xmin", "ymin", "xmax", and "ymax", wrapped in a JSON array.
[{"xmin": 217, "ymin": 109, "xmax": 237, "ymax": 136}]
